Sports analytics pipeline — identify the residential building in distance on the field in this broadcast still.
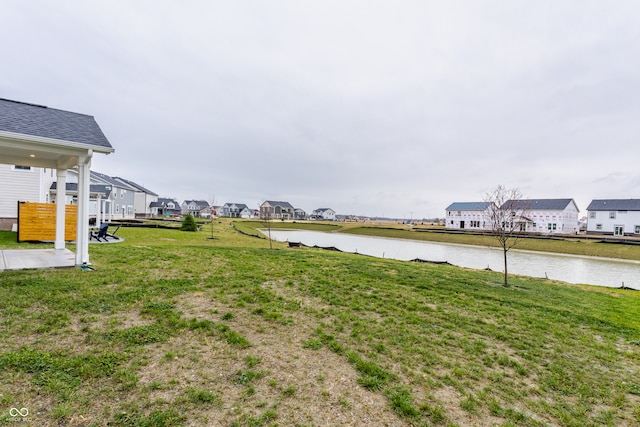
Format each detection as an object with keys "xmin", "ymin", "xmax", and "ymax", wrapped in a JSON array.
[
  {"xmin": 503, "ymin": 198, "xmax": 580, "ymax": 234},
  {"xmin": 260, "ymin": 200, "xmax": 294, "ymax": 220},
  {"xmin": 114, "ymin": 177, "xmax": 158, "ymax": 218},
  {"xmin": 222, "ymin": 203, "xmax": 252, "ymax": 218},
  {"xmin": 294, "ymin": 208, "xmax": 307, "ymax": 220},
  {"xmin": 150, "ymin": 198, "xmax": 181, "ymax": 217},
  {"xmin": 182, "ymin": 200, "xmax": 210, "ymax": 217},
  {"xmin": 445, "ymin": 202, "xmax": 493, "ymax": 230},
  {"xmin": 312, "ymin": 208, "xmax": 336, "ymax": 221},
  {"xmin": 586, "ymin": 199, "xmax": 640, "ymax": 236}
]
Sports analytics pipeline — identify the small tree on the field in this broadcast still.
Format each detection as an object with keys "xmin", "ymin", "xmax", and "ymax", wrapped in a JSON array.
[
  {"xmin": 259, "ymin": 201, "xmax": 273, "ymax": 249},
  {"xmin": 484, "ymin": 185, "xmax": 530, "ymax": 286},
  {"xmin": 180, "ymin": 214, "xmax": 198, "ymax": 232}
]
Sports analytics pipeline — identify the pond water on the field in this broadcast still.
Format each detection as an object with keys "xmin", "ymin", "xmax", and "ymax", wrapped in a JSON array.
[{"xmin": 263, "ymin": 229, "xmax": 640, "ymax": 289}]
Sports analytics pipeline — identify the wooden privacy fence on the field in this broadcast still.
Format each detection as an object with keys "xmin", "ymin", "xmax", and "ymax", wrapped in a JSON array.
[{"xmin": 17, "ymin": 202, "xmax": 77, "ymax": 242}]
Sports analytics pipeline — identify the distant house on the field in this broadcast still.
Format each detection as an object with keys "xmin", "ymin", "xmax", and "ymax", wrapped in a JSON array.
[
  {"xmin": 586, "ymin": 199, "xmax": 640, "ymax": 236},
  {"xmin": 503, "ymin": 199, "xmax": 580, "ymax": 234},
  {"xmin": 260, "ymin": 200, "xmax": 294, "ymax": 220},
  {"xmin": 182, "ymin": 200, "xmax": 210, "ymax": 217},
  {"xmin": 150, "ymin": 198, "xmax": 181, "ymax": 217},
  {"xmin": 294, "ymin": 208, "xmax": 307, "ymax": 220},
  {"xmin": 445, "ymin": 202, "xmax": 493, "ymax": 230},
  {"xmin": 114, "ymin": 177, "xmax": 158, "ymax": 218},
  {"xmin": 312, "ymin": 208, "xmax": 336, "ymax": 221},
  {"xmin": 89, "ymin": 170, "xmax": 137, "ymax": 220},
  {"xmin": 222, "ymin": 203, "xmax": 252, "ymax": 218},
  {"xmin": 56, "ymin": 169, "xmax": 137, "ymax": 221}
]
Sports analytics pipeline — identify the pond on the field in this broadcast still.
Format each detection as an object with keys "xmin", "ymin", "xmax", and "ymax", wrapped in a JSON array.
[{"xmin": 263, "ymin": 229, "xmax": 640, "ymax": 289}]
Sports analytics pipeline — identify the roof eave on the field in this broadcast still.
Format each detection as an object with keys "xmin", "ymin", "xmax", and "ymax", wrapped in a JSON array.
[{"xmin": 0, "ymin": 129, "xmax": 114, "ymax": 155}]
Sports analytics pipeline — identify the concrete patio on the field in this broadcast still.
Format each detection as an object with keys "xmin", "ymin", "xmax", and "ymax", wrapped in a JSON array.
[{"xmin": 0, "ymin": 248, "xmax": 76, "ymax": 271}]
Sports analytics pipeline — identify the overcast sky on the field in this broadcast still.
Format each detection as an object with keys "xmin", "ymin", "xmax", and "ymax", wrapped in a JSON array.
[{"xmin": 2, "ymin": 1, "xmax": 639, "ymax": 218}]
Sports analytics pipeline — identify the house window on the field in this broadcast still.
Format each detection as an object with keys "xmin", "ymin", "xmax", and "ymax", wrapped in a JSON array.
[
  {"xmin": 609, "ymin": 211, "xmax": 616, "ymax": 219},
  {"xmin": 589, "ymin": 212, "xmax": 596, "ymax": 219},
  {"xmin": 596, "ymin": 224, "xmax": 602, "ymax": 230},
  {"xmin": 115, "ymin": 204, "xmax": 120, "ymax": 213},
  {"xmin": 548, "ymin": 223, "xmax": 557, "ymax": 231},
  {"xmin": 120, "ymin": 189, "xmax": 125, "ymax": 199},
  {"xmin": 635, "ymin": 225, "xmax": 640, "ymax": 234}
]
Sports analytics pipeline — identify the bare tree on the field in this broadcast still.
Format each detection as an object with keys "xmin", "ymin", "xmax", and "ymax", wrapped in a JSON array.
[
  {"xmin": 484, "ymin": 185, "xmax": 530, "ymax": 286},
  {"xmin": 208, "ymin": 193, "xmax": 217, "ymax": 240},
  {"xmin": 259, "ymin": 201, "xmax": 273, "ymax": 249}
]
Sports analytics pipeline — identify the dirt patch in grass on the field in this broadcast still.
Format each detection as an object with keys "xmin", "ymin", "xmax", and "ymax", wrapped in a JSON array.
[{"xmin": 161, "ymin": 289, "xmax": 409, "ymax": 425}]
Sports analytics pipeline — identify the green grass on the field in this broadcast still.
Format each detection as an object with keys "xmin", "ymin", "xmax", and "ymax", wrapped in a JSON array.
[{"xmin": 1, "ymin": 221, "xmax": 640, "ymax": 426}]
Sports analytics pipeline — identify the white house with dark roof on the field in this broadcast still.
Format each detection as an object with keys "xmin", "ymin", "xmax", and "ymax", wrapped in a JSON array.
[
  {"xmin": 586, "ymin": 199, "xmax": 640, "ymax": 236},
  {"xmin": 260, "ymin": 200, "xmax": 294, "ymax": 220},
  {"xmin": 503, "ymin": 199, "xmax": 580, "ymax": 234},
  {"xmin": 445, "ymin": 202, "xmax": 493, "ymax": 230},
  {"xmin": 312, "ymin": 208, "xmax": 336, "ymax": 221},
  {"xmin": 0, "ymin": 97, "xmax": 114, "ymax": 265}
]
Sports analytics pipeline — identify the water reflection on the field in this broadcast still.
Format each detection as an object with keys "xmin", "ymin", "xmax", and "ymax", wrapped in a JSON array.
[{"xmin": 264, "ymin": 230, "xmax": 640, "ymax": 289}]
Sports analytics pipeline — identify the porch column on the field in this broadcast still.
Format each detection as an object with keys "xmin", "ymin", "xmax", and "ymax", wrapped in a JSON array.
[
  {"xmin": 54, "ymin": 168, "xmax": 67, "ymax": 250},
  {"xmin": 75, "ymin": 150, "xmax": 93, "ymax": 265},
  {"xmin": 96, "ymin": 195, "xmax": 102, "ymax": 226}
]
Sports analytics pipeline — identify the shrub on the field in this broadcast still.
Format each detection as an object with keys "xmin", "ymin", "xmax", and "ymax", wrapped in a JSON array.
[{"xmin": 180, "ymin": 214, "xmax": 198, "ymax": 231}]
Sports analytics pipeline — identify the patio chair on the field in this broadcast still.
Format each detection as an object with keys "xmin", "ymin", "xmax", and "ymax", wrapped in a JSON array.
[{"xmin": 90, "ymin": 223, "xmax": 121, "ymax": 242}]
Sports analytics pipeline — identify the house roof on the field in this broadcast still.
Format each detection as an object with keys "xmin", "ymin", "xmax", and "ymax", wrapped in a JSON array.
[
  {"xmin": 586, "ymin": 199, "xmax": 640, "ymax": 211},
  {"xmin": 224, "ymin": 203, "xmax": 249, "ymax": 209},
  {"xmin": 502, "ymin": 199, "xmax": 576, "ymax": 211},
  {"xmin": 446, "ymin": 202, "xmax": 492, "ymax": 211},
  {"xmin": 50, "ymin": 182, "xmax": 113, "ymax": 198},
  {"xmin": 114, "ymin": 177, "xmax": 158, "ymax": 196},
  {"xmin": 264, "ymin": 200, "xmax": 294, "ymax": 209},
  {"xmin": 184, "ymin": 200, "xmax": 210, "ymax": 207},
  {"xmin": 89, "ymin": 170, "xmax": 137, "ymax": 190},
  {"xmin": 315, "ymin": 208, "xmax": 334, "ymax": 212},
  {"xmin": 153, "ymin": 198, "xmax": 181, "ymax": 209},
  {"xmin": 0, "ymin": 98, "xmax": 112, "ymax": 150}
]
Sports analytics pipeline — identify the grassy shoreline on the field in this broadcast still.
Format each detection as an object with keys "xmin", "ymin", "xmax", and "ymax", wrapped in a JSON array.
[
  {"xmin": 1, "ymin": 222, "xmax": 640, "ymax": 426},
  {"xmin": 236, "ymin": 220, "xmax": 640, "ymax": 261}
]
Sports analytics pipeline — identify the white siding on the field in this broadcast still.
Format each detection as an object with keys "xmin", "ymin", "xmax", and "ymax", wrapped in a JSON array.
[
  {"xmin": 587, "ymin": 210, "xmax": 640, "ymax": 234},
  {"xmin": 0, "ymin": 165, "xmax": 47, "ymax": 217},
  {"xmin": 445, "ymin": 209, "xmax": 491, "ymax": 230}
]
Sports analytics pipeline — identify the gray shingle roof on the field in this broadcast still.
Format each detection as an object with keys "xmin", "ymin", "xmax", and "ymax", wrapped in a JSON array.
[
  {"xmin": 265, "ymin": 200, "xmax": 294, "ymax": 209},
  {"xmin": 502, "ymin": 199, "xmax": 575, "ymax": 211},
  {"xmin": 586, "ymin": 199, "xmax": 640, "ymax": 211},
  {"xmin": 50, "ymin": 182, "xmax": 113, "ymax": 198},
  {"xmin": 0, "ymin": 98, "xmax": 112, "ymax": 149},
  {"xmin": 446, "ymin": 202, "xmax": 492, "ymax": 211},
  {"xmin": 114, "ymin": 177, "xmax": 158, "ymax": 196}
]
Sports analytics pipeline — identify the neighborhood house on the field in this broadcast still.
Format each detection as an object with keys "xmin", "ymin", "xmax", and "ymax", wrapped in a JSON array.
[
  {"xmin": 445, "ymin": 199, "xmax": 580, "ymax": 235},
  {"xmin": 586, "ymin": 199, "xmax": 640, "ymax": 236}
]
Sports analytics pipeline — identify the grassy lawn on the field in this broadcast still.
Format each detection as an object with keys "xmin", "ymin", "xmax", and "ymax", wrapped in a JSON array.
[{"xmin": 1, "ymin": 220, "xmax": 640, "ymax": 426}]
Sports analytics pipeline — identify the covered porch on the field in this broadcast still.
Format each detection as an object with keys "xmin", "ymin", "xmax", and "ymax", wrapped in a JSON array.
[{"xmin": 0, "ymin": 98, "xmax": 114, "ymax": 268}]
